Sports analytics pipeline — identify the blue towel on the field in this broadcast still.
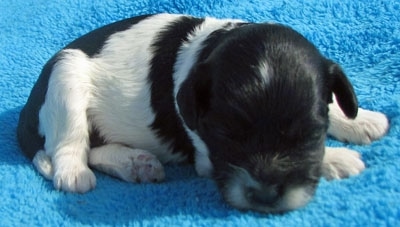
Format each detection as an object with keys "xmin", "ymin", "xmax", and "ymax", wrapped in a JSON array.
[{"xmin": 1, "ymin": 0, "xmax": 399, "ymax": 226}]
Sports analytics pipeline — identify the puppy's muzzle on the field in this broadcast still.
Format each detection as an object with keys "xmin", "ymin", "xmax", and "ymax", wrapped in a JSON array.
[{"xmin": 246, "ymin": 184, "xmax": 280, "ymax": 205}]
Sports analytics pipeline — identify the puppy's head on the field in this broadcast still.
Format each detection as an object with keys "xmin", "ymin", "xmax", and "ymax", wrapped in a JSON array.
[{"xmin": 177, "ymin": 23, "xmax": 358, "ymax": 213}]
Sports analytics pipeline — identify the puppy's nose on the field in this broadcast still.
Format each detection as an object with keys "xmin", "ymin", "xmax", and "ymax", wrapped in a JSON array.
[{"xmin": 246, "ymin": 185, "xmax": 279, "ymax": 205}]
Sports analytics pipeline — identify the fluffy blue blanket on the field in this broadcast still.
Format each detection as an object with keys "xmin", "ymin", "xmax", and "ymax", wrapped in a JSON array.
[{"xmin": 1, "ymin": 0, "xmax": 399, "ymax": 226}]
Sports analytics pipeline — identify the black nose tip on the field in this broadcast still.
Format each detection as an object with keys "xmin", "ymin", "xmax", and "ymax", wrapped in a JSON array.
[{"xmin": 246, "ymin": 186, "xmax": 279, "ymax": 205}]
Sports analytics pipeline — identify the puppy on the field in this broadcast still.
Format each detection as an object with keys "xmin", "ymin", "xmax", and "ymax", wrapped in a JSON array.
[{"xmin": 17, "ymin": 14, "xmax": 389, "ymax": 213}]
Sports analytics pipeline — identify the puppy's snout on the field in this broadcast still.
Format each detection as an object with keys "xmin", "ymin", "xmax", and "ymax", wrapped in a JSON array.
[{"xmin": 246, "ymin": 185, "xmax": 280, "ymax": 205}]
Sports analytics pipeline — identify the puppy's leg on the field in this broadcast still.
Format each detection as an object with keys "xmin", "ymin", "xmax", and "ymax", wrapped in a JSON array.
[
  {"xmin": 39, "ymin": 50, "xmax": 95, "ymax": 193},
  {"xmin": 328, "ymin": 96, "xmax": 389, "ymax": 144},
  {"xmin": 322, "ymin": 147, "xmax": 365, "ymax": 180},
  {"xmin": 89, "ymin": 144, "xmax": 165, "ymax": 183}
]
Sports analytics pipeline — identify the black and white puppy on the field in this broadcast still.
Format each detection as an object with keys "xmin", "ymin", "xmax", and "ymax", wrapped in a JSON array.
[{"xmin": 17, "ymin": 14, "xmax": 389, "ymax": 213}]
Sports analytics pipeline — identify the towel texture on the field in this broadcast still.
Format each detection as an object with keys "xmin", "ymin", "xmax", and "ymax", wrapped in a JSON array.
[{"xmin": 1, "ymin": 0, "xmax": 399, "ymax": 226}]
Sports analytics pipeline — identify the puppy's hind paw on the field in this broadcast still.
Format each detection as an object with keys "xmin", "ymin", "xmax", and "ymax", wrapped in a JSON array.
[
  {"xmin": 322, "ymin": 147, "xmax": 365, "ymax": 180},
  {"xmin": 89, "ymin": 145, "xmax": 165, "ymax": 183},
  {"xmin": 122, "ymin": 151, "xmax": 165, "ymax": 183},
  {"xmin": 33, "ymin": 150, "xmax": 53, "ymax": 180}
]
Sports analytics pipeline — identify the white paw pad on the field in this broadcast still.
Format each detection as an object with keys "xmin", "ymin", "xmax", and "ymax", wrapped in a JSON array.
[
  {"xmin": 120, "ymin": 152, "xmax": 165, "ymax": 183},
  {"xmin": 322, "ymin": 147, "xmax": 366, "ymax": 180}
]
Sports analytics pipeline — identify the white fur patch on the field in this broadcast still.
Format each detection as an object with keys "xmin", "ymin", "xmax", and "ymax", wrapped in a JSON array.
[
  {"xmin": 192, "ymin": 131, "xmax": 213, "ymax": 177},
  {"xmin": 279, "ymin": 186, "xmax": 313, "ymax": 211}
]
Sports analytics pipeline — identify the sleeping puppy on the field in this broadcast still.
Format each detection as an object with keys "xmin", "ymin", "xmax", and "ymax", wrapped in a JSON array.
[{"xmin": 17, "ymin": 13, "xmax": 389, "ymax": 213}]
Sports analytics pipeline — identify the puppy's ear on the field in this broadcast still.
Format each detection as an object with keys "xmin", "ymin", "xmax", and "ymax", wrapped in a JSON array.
[
  {"xmin": 326, "ymin": 60, "xmax": 358, "ymax": 119},
  {"xmin": 177, "ymin": 63, "xmax": 212, "ymax": 130}
]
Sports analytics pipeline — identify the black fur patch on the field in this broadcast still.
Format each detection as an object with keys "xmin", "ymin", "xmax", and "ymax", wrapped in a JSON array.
[
  {"xmin": 147, "ymin": 16, "xmax": 205, "ymax": 162},
  {"xmin": 66, "ymin": 14, "xmax": 153, "ymax": 57}
]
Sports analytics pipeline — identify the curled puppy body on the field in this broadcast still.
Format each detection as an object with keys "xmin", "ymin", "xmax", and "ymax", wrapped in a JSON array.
[{"xmin": 17, "ymin": 14, "xmax": 389, "ymax": 213}]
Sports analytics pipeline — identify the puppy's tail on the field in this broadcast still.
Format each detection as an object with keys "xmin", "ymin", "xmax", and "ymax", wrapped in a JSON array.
[{"xmin": 32, "ymin": 150, "xmax": 53, "ymax": 180}]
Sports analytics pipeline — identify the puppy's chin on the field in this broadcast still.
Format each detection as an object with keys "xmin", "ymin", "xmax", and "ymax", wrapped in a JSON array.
[{"xmin": 219, "ymin": 165, "xmax": 318, "ymax": 213}]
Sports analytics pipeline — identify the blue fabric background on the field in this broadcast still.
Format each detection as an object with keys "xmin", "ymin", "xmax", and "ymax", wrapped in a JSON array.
[{"xmin": 1, "ymin": 0, "xmax": 399, "ymax": 226}]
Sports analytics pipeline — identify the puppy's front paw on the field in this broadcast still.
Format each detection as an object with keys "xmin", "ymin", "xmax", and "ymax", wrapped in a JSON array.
[
  {"xmin": 53, "ymin": 164, "xmax": 96, "ymax": 193},
  {"xmin": 322, "ymin": 147, "xmax": 365, "ymax": 180},
  {"xmin": 329, "ymin": 108, "xmax": 389, "ymax": 145}
]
